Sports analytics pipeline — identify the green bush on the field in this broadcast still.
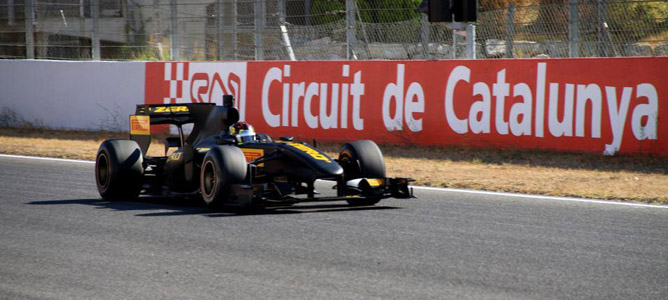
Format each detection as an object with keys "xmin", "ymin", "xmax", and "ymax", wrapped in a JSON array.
[
  {"xmin": 606, "ymin": 0, "xmax": 668, "ymax": 41},
  {"xmin": 310, "ymin": 0, "xmax": 423, "ymax": 24},
  {"xmin": 311, "ymin": 0, "xmax": 345, "ymax": 25}
]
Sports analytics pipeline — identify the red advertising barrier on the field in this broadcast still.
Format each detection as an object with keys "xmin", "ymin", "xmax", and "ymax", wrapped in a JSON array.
[{"xmin": 145, "ymin": 57, "xmax": 667, "ymax": 156}]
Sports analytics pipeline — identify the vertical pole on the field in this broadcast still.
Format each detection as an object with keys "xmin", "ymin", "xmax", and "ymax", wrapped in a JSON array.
[
  {"xmin": 304, "ymin": 0, "xmax": 312, "ymax": 25},
  {"xmin": 91, "ymin": 0, "xmax": 100, "ymax": 60},
  {"xmin": 278, "ymin": 0, "xmax": 296, "ymax": 60},
  {"xmin": 170, "ymin": 0, "xmax": 179, "ymax": 61},
  {"xmin": 420, "ymin": 14, "xmax": 430, "ymax": 59},
  {"xmin": 505, "ymin": 4, "xmax": 515, "ymax": 58},
  {"xmin": 280, "ymin": 25, "xmax": 296, "ymax": 61},
  {"xmin": 232, "ymin": 0, "xmax": 238, "ymax": 59},
  {"xmin": 8, "ymin": 0, "xmax": 16, "ymax": 25},
  {"xmin": 452, "ymin": 29, "xmax": 457, "ymax": 59},
  {"xmin": 254, "ymin": 0, "xmax": 265, "ymax": 60},
  {"xmin": 216, "ymin": 0, "xmax": 223, "ymax": 60},
  {"xmin": 24, "ymin": 0, "xmax": 34, "ymax": 59},
  {"xmin": 278, "ymin": 0, "xmax": 286, "ymax": 24},
  {"xmin": 355, "ymin": 1, "xmax": 371, "ymax": 59},
  {"xmin": 597, "ymin": 0, "xmax": 606, "ymax": 57},
  {"xmin": 154, "ymin": 0, "xmax": 162, "ymax": 48},
  {"xmin": 346, "ymin": 0, "xmax": 356, "ymax": 60},
  {"xmin": 466, "ymin": 24, "xmax": 476, "ymax": 59},
  {"xmin": 568, "ymin": 0, "xmax": 579, "ymax": 58}
]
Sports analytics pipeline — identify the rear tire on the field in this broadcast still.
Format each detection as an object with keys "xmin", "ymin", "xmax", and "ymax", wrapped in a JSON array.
[
  {"xmin": 200, "ymin": 146, "xmax": 247, "ymax": 211},
  {"xmin": 95, "ymin": 139, "xmax": 144, "ymax": 201},
  {"xmin": 338, "ymin": 140, "xmax": 386, "ymax": 206}
]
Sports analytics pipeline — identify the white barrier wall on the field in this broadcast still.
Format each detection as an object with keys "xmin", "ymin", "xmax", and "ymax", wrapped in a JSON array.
[{"xmin": 0, "ymin": 60, "xmax": 145, "ymax": 130}]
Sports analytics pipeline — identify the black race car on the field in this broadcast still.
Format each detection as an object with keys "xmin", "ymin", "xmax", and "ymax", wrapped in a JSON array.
[{"xmin": 94, "ymin": 95, "xmax": 413, "ymax": 210}]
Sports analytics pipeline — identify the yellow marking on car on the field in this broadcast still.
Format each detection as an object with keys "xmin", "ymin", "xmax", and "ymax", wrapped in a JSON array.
[
  {"xmin": 242, "ymin": 148, "xmax": 264, "ymax": 167},
  {"xmin": 285, "ymin": 142, "xmax": 331, "ymax": 163},
  {"xmin": 367, "ymin": 179, "xmax": 383, "ymax": 187},
  {"xmin": 129, "ymin": 115, "xmax": 150, "ymax": 135},
  {"xmin": 168, "ymin": 152, "xmax": 182, "ymax": 161},
  {"xmin": 197, "ymin": 147, "xmax": 211, "ymax": 152},
  {"xmin": 151, "ymin": 106, "xmax": 189, "ymax": 113}
]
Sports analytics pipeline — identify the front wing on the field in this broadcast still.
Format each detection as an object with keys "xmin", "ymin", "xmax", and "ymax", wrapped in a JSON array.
[{"xmin": 228, "ymin": 177, "xmax": 415, "ymax": 207}]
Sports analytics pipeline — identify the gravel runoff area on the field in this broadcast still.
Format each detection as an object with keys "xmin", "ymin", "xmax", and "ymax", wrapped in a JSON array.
[{"xmin": 0, "ymin": 128, "xmax": 667, "ymax": 204}]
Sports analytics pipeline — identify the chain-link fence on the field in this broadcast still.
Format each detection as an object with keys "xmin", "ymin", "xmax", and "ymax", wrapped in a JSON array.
[{"xmin": 0, "ymin": 0, "xmax": 666, "ymax": 60}]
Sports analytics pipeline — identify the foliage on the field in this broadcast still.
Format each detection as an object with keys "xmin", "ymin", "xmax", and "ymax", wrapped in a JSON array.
[
  {"xmin": 310, "ymin": 0, "xmax": 345, "ymax": 25},
  {"xmin": 310, "ymin": 0, "xmax": 423, "ymax": 24},
  {"xmin": 356, "ymin": 0, "xmax": 422, "ymax": 23},
  {"xmin": 480, "ymin": 0, "xmax": 541, "ymax": 11},
  {"xmin": 606, "ymin": 0, "xmax": 668, "ymax": 41}
]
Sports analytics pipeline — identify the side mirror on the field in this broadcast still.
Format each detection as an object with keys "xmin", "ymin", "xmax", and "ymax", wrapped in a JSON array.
[
  {"xmin": 223, "ymin": 94, "xmax": 235, "ymax": 107},
  {"xmin": 279, "ymin": 136, "xmax": 294, "ymax": 141}
]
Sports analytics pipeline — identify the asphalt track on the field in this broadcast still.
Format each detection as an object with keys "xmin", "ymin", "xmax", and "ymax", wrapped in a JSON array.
[{"xmin": 0, "ymin": 155, "xmax": 667, "ymax": 300}]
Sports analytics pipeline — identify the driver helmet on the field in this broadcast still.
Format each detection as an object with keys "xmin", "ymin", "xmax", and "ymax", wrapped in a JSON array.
[{"xmin": 230, "ymin": 121, "xmax": 256, "ymax": 144}]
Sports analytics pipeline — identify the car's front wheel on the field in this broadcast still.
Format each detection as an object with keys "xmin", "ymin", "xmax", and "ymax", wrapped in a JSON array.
[
  {"xmin": 338, "ymin": 140, "xmax": 386, "ymax": 206},
  {"xmin": 200, "ymin": 146, "xmax": 247, "ymax": 211}
]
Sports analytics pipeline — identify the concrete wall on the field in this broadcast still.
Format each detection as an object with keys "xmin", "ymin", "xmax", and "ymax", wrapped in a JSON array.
[{"xmin": 0, "ymin": 60, "xmax": 144, "ymax": 131}]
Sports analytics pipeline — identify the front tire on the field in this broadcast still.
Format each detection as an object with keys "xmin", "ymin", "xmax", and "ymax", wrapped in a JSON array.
[
  {"xmin": 200, "ymin": 146, "xmax": 247, "ymax": 211},
  {"xmin": 95, "ymin": 139, "xmax": 144, "ymax": 201},
  {"xmin": 338, "ymin": 140, "xmax": 386, "ymax": 206}
]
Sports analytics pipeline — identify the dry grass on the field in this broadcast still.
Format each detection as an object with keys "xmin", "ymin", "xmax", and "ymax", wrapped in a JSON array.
[{"xmin": 1, "ymin": 128, "xmax": 667, "ymax": 204}]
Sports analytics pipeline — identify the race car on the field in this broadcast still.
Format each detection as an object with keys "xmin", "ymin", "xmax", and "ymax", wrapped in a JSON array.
[{"xmin": 94, "ymin": 95, "xmax": 413, "ymax": 210}]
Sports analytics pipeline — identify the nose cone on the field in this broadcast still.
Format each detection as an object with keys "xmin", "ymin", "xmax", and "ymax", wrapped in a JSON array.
[
  {"xmin": 279, "ymin": 142, "xmax": 344, "ymax": 177},
  {"xmin": 322, "ymin": 161, "xmax": 344, "ymax": 176}
]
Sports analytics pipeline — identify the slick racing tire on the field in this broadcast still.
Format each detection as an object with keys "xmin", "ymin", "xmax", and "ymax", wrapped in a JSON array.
[
  {"xmin": 200, "ymin": 146, "xmax": 247, "ymax": 211},
  {"xmin": 338, "ymin": 140, "xmax": 386, "ymax": 206},
  {"xmin": 95, "ymin": 139, "xmax": 144, "ymax": 201}
]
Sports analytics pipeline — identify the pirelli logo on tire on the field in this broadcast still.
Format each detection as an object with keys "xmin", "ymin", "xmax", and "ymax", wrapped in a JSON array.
[{"xmin": 130, "ymin": 115, "xmax": 150, "ymax": 135}]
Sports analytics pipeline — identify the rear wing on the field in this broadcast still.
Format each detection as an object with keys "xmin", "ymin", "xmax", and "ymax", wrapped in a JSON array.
[
  {"xmin": 129, "ymin": 96, "xmax": 239, "ymax": 156},
  {"xmin": 133, "ymin": 103, "xmax": 214, "ymax": 126}
]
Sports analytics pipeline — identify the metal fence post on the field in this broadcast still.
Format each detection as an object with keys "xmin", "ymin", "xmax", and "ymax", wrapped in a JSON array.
[
  {"xmin": 346, "ymin": 0, "xmax": 356, "ymax": 60},
  {"xmin": 278, "ymin": 0, "xmax": 296, "ymax": 60},
  {"xmin": 216, "ymin": 0, "xmax": 223, "ymax": 60},
  {"xmin": 568, "ymin": 0, "xmax": 579, "ymax": 58},
  {"xmin": 420, "ymin": 14, "xmax": 430, "ymax": 59},
  {"xmin": 597, "ymin": 0, "xmax": 607, "ymax": 57},
  {"xmin": 232, "ymin": 0, "xmax": 238, "ymax": 59},
  {"xmin": 8, "ymin": 0, "xmax": 16, "ymax": 25},
  {"xmin": 91, "ymin": 0, "xmax": 100, "ymax": 60},
  {"xmin": 355, "ymin": 1, "xmax": 371, "ymax": 59},
  {"xmin": 254, "ymin": 0, "xmax": 265, "ymax": 60},
  {"xmin": 466, "ymin": 24, "xmax": 476, "ymax": 59},
  {"xmin": 505, "ymin": 4, "xmax": 515, "ymax": 58},
  {"xmin": 304, "ymin": 0, "xmax": 312, "ymax": 25},
  {"xmin": 170, "ymin": 0, "xmax": 179, "ymax": 61},
  {"xmin": 278, "ymin": 0, "xmax": 286, "ymax": 24},
  {"xmin": 24, "ymin": 0, "xmax": 34, "ymax": 59},
  {"xmin": 452, "ymin": 29, "xmax": 457, "ymax": 59}
]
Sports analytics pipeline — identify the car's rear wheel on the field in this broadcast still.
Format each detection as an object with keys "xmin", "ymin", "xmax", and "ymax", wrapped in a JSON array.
[
  {"xmin": 200, "ymin": 146, "xmax": 247, "ymax": 211},
  {"xmin": 95, "ymin": 139, "xmax": 144, "ymax": 201},
  {"xmin": 338, "ymin": 140, "xmax": 386, "ymax": 206}
]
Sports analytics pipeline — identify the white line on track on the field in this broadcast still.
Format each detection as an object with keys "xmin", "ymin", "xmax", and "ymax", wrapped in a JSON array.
[
  {"xmin": 411, "ymin": 186, "xmax": 668, "ymax": 209},
  {"xmin": 1, "ymin": 153, "xmax": 666, "ymax": 209},
  {"xmin": 0, "ymin": 153, "xmax": 95, "ymax": 164}
]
